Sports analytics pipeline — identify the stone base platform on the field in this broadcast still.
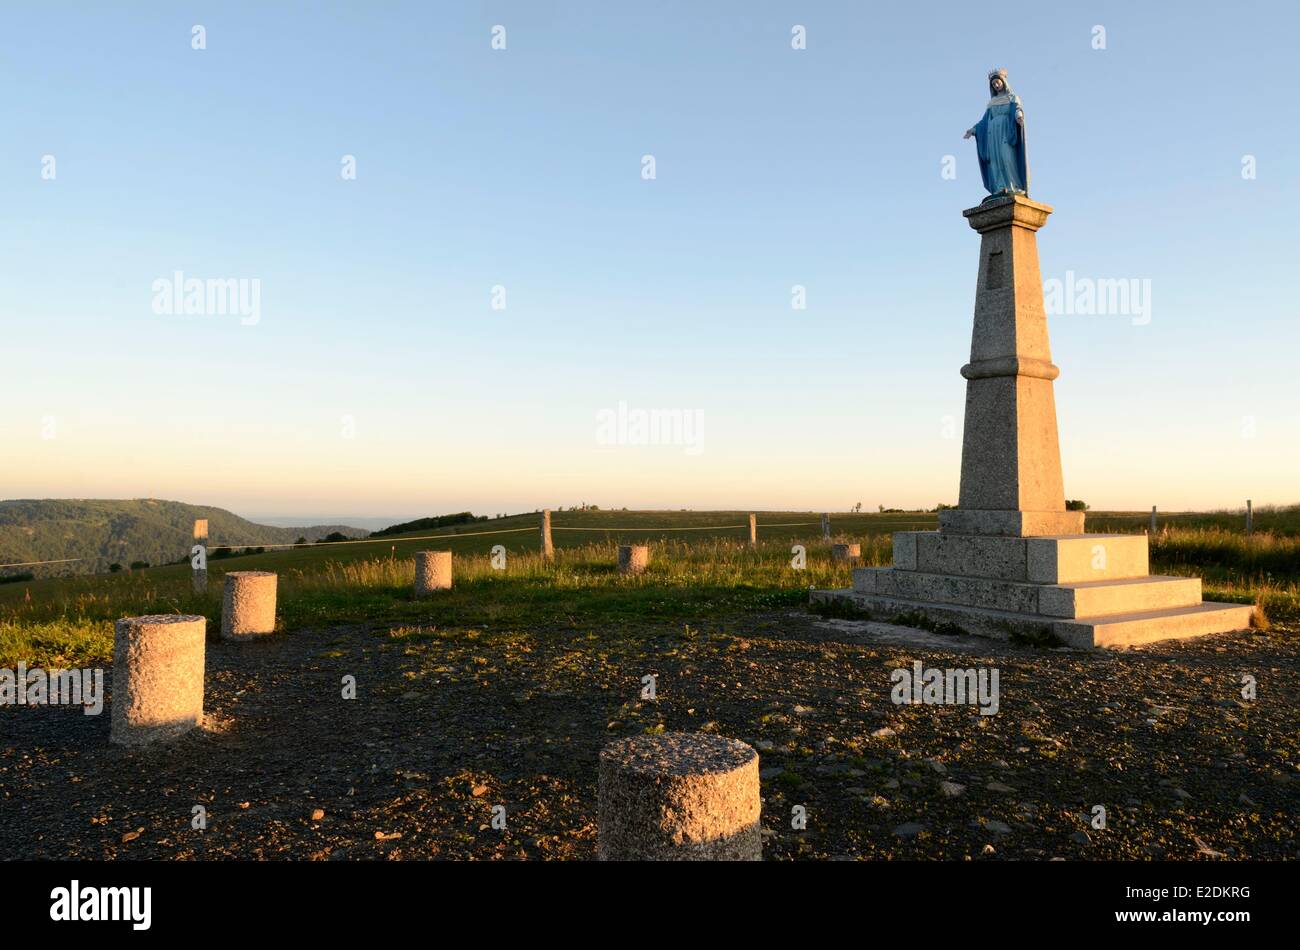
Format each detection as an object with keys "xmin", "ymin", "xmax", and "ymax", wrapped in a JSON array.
[{"xmin": 812, "ymin": 531, "xmax": 1253, "ymax": 649}]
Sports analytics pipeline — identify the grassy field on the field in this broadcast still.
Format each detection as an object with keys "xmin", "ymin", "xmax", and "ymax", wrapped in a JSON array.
[
  {"xmin": 1, "ymin": 508, "xmax": 1297, "ymax": 668},
  {"xmin": 0, "ymin": 508, "xmax": 911, "ymax": 667}
]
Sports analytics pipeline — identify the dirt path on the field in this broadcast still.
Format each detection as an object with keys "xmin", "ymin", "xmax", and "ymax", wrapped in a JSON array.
[{"xmin": 1, "ymin": 612, "xmax": 1296, "ymax": 860}]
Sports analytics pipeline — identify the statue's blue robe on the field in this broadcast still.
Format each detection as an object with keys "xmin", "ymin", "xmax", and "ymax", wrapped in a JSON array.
[{"xmin": 973, "ymin": 94, "xmax": 1028, "ymax": 197}]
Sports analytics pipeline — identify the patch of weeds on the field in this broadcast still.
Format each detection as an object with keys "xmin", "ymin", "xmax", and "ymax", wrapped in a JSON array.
[
  {"xmin": 889, "ymin": 610, "xmax": 968, "ymax": 637},
  {"xmin": 1009, "ymin": 624, "xmax": 1063, "ymax": 647},
  {"xmin": 809, "ymin": 599, "xmax": 874, "ymax": 621}
]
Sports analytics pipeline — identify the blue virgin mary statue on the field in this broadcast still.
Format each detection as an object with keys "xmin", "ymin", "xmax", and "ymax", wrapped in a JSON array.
[{"xmin": 964, "ymin": 68, "xmax": 1029, "ymax": 199}]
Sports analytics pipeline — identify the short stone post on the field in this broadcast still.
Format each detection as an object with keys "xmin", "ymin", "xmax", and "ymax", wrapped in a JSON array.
[
  {"xmin": 541, "ymin": 509, "xmax": 554, "ymax": 560},
  {"xmin": 190, "ymin": 535, "xmax": 208, "ymax": 593},
  {"xmin": 110, "ymin": 614, "xmax": 206, "ymax": 746},
  {"xmin": 617, "ymin": 544, "xmax": 648, "ymax": 575},
  {"xmin": 748, "ymin": 513, "xmax": 757, "ymax": 549},
  {"xmin": 414, "ymin": 551, "xmax": 453, "ymax": 595},
  {"xmin": 221, "ymin": 571, "xmax": 278, "ymax": 639},
  {"xmin": 598, "ymin": 732, "xmax": 761, "ymax": 861},
  {"xmin": 1150, "ymin": 505, "xmax": 1157, "ymax": 536},
  {"xmin": 821, "ymin": 513, "xmax": 831, "ymax": 542},
  {"xmin": 832, "ymin": 543, "xmax": 861, "ymax": 564},
  {"xmin": 1246, "ymin": 499, "xmax": 1253, "ymax": 536}
]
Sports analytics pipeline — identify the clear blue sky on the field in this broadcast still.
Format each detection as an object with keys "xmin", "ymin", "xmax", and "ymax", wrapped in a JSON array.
[{"xmin": 3, "ymin": 1, "xmax": 1297, "ymax": 522}]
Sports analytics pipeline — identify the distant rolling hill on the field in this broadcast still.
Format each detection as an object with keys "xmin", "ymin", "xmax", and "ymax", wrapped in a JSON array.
[{"xmin": 0, "ymin": 499, "xmax": 367, "ymax": 577}]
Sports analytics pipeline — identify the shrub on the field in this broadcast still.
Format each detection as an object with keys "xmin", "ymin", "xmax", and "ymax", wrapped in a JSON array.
[{"xmin": 370, "ymin": 513, "xmax": 484, "ymax": 538}]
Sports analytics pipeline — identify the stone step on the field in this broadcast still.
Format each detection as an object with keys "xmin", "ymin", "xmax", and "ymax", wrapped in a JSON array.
[
  {"xmin": 1041, "ymin": 575, "xmax": 1203, "ymax": 619},
  {"xmin": 1056, "ymin": 602, "xmax": 1255, "ymax": 649},
  {"xmin": 811, "ymin": 586, "xmax": 1253, "ymax": 649},
  {"xmin": 855, "ymin": 567, "xmax": 1201, "ymax": 619},
  {"xmin": 894, "ymin": 531, "xmax": 1150, "ymax": 584},
  {"xmin": 856, "ymin": 566, "xmax": 1036, "ymax": 612}
]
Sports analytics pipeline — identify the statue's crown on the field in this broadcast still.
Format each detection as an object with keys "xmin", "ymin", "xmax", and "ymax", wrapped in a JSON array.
[{"xmin": 988, "ymin": 67, "xmax": 1008, "ymax": 80}]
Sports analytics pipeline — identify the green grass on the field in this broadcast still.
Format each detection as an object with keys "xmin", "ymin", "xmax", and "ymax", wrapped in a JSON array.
[
  {"xmin": 1151, "ymin": 527, "xmax": 1300, "ymax": 578},
  {"xmin": 0, "ymin": 508, "xmax": 922, "ymax": 610},
  {"xmin": 0, "ymin": 618, "xmax": 111, "ymax": 669},
  {"xmin": 1087, "ymin": 503, "xmax": 1300, "ymax": 536},
  {"xmin": 2, "ymin": 507, "xmax": 1296, "ymax": 668},
  {"xmin": 0, "ymin": 522, "xmax": 895, "ymax": 666}
]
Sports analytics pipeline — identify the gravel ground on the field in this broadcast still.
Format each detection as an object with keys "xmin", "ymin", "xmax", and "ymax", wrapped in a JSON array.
[{"xmin": 1, "ymin": 611, "xmax": 1295, "ymax": 860}]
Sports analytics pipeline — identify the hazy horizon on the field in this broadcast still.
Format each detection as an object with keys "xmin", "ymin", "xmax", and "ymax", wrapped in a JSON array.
[{"xmin": 3, "ymin": 495, "xmax": 1285, "ymax": 531}]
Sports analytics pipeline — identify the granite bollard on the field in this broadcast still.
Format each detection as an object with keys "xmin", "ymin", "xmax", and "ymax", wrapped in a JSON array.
[
  {"xmin": 414, "ymin": 550, "xmax": 453, "ymax": 595},
  {"xmin": 617, "ymin": 544, "xmax": 648, "ymax": 575},
  {"xmin": 831, "ymin": 543, "xmax": 861, "ymax": 563},
  {"xmin": 110, "ymin": 614, "xmax": 206, "ymax": 746},
  {"xmin": 221, "ymin": 571, "xmax": 278, "ymax": 639},
  {"xmin": 598, "ymin": 732, "xmax": 761, "ymax": 861}
]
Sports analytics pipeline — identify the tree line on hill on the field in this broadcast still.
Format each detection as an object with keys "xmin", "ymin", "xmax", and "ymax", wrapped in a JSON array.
[
  {"xmin": 370, "ymin": 513, "xmax": 487, "ymax": 537},
  {"xmin": 0, "ymin": 499, "xmax": 366, "ymax": 579}
]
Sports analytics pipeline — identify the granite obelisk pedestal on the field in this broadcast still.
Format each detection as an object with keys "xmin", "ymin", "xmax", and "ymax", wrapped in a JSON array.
[
  {"xmin": 939, "ymin": 197, "xmax": 1082, "ymax": 538},
  {"xmin": 813, "ymin": 196, "xmax": 1252, "ymax": 648}
]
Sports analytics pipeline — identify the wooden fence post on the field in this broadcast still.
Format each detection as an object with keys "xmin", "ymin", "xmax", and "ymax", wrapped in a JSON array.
[
  {"xmin": 748, "ymin": 513, "xmax": 757, "ymax": 549},
  {"xmin": 541, "ymin": 509, "xmax": 554, "ymax": 560}
]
